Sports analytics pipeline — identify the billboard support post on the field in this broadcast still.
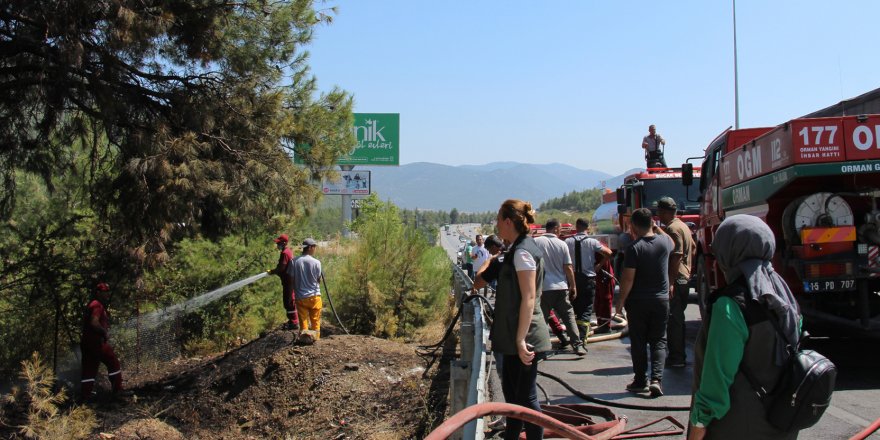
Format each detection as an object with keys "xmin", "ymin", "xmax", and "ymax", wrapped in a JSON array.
[{"xmin": 341, "ymin": 165, "xmax": 353, "ymax": 238}]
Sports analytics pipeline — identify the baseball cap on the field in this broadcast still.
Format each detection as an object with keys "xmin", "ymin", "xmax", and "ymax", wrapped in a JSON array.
[
  {"xmin": 274, "ymin": 234, "xmax": 289, "ymax": 243},
  {"xmin": 302, "ymin": 238, "xmax": 317, "ymax": 248},
  {"xmin": 657, "ymin": 197, "xmax": 677, "ymax": 211},
  {"xmin": 96, "ymin": 282, "xmax": 110, "ymax": 292}
]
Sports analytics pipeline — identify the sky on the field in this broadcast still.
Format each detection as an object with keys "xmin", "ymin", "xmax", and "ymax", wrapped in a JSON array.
[{"xmin": 305, "ymin": 1, "xmax": 880, "ymax": 176}]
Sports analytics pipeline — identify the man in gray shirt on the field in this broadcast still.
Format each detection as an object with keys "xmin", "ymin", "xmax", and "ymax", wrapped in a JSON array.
[
  {"xmin": 641, "ymin": 124, "xmax": 667, "ymax": 167},
  {"xmin": 566, "ymin": 218, "xmax": 612, "ymax": 337},
  {"xmin": 289, "ymin": 238, "xmax": 323, "ymax": 339},
  {"xmin": 534, "ymin": 219, "xmax": 585, "ymax": 355}
]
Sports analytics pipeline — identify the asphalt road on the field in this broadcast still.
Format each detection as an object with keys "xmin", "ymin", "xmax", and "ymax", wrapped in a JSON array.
[
  {"xmin": 437, "ymin": 227, "xmax": 880, "ymax": 439},
  {"xmin": 439, "ymin": 223, "xmax": 482, "ymax": 264},
  {"xmin": 535, "ymin": 300, "xmax": 880, "ymax": 439}
]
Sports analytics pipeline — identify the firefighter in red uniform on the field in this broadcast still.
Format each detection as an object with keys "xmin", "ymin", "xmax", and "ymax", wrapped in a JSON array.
[
  {"xmin": 594, "ymin": 258, "xmax": 616, "ymax": 334},
  {"xmin": 268, "ymin": 234, "xmax": 298, "ymax": 329},
  {"xmin": 80, "ymin": 282, "xmax": 124, "ymax": 401}
]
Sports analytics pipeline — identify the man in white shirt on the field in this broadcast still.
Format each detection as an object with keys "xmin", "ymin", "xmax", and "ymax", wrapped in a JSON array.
[
  {"xmin": 534, "ymin": 219, "xmax": 585, "ymax": 355},
  {"xmin": 470, "ymin": 235, "xmax": 490, "ymax": 279},
  {"xmin": 566, "ymin": 218, "xmax": 613, "ymax": 338}
]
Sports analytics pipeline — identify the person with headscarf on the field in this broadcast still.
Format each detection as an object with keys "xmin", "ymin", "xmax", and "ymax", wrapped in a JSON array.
[
  {"xmin": 688, "ymin": 215, "xmax": 802, "ymax": 439},
  {"xmin": 492, "ymin": 199, "xmax": 551, "ymax": 440}
]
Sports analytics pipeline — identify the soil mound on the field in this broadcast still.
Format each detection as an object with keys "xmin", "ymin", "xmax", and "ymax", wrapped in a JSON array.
[
  {"xmin": 110, "ymin": 418, "xmax": 184, "ymax": 439},
  {"xmin": 100, "ymin": 330, "xmax": 441, "ymax": 439}
]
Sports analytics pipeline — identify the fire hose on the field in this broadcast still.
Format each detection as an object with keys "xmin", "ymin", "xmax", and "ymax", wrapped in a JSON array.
[
  {"xmin": 537, "ymin": 370, "xmax": 691, "ymax": 412},
  {"xmin": 849, "ymin": 416, "xmax": 880, "ymax": 440},
  {"xmin": 320, "ymin": 273, "xmax": 350, "ymax": 335},
  {"xmin": 424, "ymin": 401, "xmax": 627, "ymax": 440}
]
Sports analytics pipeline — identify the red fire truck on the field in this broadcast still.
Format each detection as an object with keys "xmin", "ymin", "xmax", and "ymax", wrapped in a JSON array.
[
  {"xmin": 587, "ymin": 168, "xmax": 702, "ymax": 251},
  {"xmin": 614, "ymin": 168, "xmax": 702, "ymax": 241},
  {"xmin": 684, "ymin": 115, "xmax": 880, "ymax": 337}
]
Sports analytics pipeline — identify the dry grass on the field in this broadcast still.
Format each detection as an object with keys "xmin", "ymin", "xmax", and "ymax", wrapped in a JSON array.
[{"xmin": 3, "ymin": 352, "xmax": 97, "ymax": 439}]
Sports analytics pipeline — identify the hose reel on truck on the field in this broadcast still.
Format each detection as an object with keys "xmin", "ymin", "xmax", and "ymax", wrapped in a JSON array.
[{"xmin": 782, "ymin": 192, "xmax": 854, "ymax": 244}]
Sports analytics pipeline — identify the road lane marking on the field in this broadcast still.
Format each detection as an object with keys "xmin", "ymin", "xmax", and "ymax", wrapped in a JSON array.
[{"xmin": 826, "ymin": 404, "xmax": 873, "ymax": 428}]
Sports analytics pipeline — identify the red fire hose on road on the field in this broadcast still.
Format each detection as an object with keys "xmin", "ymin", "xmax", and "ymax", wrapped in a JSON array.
[
  {"xmin": 849, "ymin": 416, "xmax": 880, "ymax": 440},
  {"xmin": 424, "ymin": 401, "xmax": 627, "ymax": 440}
]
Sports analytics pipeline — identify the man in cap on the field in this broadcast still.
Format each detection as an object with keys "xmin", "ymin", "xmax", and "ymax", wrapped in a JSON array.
[
  {"xmin": 657, "ymin": 196, "xmax": 694, "ymax": 368},
  {"xmin": 268, "ymin": 234, "xmax": 298, "ymax": 329},
  {"xmin": 291, "ymin": 238, "xmax": 323, "ymax": 339},
  {"xmin": 80, "ymin": 282, "xmax": 124, "ymax": 401}
]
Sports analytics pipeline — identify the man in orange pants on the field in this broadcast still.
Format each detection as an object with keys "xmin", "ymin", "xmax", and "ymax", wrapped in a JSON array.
[
  {"xmin": 291, "ymin": 238, "xmax": 323, "ymax": 339},
  {"xmin": 80, "ymin": 282, "xmax": 124, "ymax": 401}
]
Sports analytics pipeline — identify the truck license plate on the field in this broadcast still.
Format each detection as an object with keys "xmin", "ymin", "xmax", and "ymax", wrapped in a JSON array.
[{"xmin": 803, "ymin": 279, "xmax": 856, "ymax": 292}]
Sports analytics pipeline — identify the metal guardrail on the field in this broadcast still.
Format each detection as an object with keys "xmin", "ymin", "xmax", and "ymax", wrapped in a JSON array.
[{"xmin": 450, "ymin": 263, "xmax": 490, "ymax": 440}]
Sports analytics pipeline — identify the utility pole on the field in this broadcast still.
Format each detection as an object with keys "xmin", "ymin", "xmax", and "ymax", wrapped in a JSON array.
[{"xmin": 733, "ymin": 0, "xmax": 740, "ymax": 129}]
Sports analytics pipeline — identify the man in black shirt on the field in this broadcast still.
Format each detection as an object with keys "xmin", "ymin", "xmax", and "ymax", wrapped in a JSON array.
[{"xmin": 619, "ymin": 208, "xmax": 673, "ymax": 397}]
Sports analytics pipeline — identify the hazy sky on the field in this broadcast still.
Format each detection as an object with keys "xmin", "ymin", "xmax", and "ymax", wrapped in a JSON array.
[{"xmin": 307, "ymin": 1, "xmax": 880, "ymax": 176}]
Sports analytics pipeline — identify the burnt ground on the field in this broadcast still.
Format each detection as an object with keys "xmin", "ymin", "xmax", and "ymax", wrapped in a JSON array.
[{"xmin": 30, "ymin": 325, "xmax": 451, "ymax": 440}]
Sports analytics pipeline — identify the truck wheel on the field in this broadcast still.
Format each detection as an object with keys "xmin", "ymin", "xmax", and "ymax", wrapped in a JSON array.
[{"xmin": 696, "ymin": 257, "xmax": 709, "ymax": 321}]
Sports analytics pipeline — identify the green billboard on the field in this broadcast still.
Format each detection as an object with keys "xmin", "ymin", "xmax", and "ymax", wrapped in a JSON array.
[
  {"xmin": 342, "ymin": 113, "xmax": 399, "ymax": 166},
  {"xmin": 293, "ymin": 113, "xmax": 399, "ymax": 166}
]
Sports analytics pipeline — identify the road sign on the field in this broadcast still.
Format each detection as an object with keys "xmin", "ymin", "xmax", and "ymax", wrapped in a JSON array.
[{"xmin": 322, "ymin": 171, "xmax": 371, "ymax": 195}]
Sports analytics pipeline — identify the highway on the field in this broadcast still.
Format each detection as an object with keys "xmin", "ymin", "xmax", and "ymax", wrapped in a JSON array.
[{"xmin": 438, "ymin": 225, "xmax": 880, "ymax": 439}]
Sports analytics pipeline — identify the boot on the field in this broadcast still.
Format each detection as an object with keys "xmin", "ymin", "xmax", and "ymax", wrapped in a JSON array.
[{"xmin": 554, "ymin": 329, "xmax": 569, "ymax": 350}]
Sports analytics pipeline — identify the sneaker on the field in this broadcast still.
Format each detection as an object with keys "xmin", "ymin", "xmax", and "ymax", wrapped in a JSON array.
[
  {"xmin": 572, "ymin": 345, "xmax": 587, "ymax": 356},
  {"xmin": 486, "ymin": 417, "xmax": 506, "ymax": 431},
  {"xmin": 626, "ymin": 381, "xmax": 649, "ymax": 393},
  {"xmin": 649, "ymin": 380, "xmax": 664, "ymax": 397}
]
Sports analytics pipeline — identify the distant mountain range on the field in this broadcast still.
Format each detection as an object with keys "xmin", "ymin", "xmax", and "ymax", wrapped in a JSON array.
[{"xmin": 358, "ymin": 162, "xmax": 642, "ymax": 212}]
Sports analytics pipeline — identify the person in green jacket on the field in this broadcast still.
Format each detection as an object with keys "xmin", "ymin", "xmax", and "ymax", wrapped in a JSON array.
[
  {"xmin": 689, "ymin": 215, "xmax": 802, "ymax": 439},
  {"xmin": 492, "ymin": 199, "xmax": 551, "ymax": 440}
]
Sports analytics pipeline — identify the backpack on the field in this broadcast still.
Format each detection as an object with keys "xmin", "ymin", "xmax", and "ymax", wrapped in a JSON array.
[
  {"xmin": 738, "ymin": 298, "xmax": 837, "ymax": 432},
  {"xmin": 572, "ymin": 236, "xmax": 592, "ymax": 283}
]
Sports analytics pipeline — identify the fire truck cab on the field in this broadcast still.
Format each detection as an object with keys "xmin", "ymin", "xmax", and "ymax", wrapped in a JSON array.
[{"xmin": 685, "ymin": 115, "xmax": 880, "ymax": 337}]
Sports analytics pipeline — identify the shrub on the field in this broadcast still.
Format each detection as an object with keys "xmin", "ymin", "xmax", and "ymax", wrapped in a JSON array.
[
  {"xmin": 332, "ymin": 196, "xmax": 451, "ymax": 339},
  {"xmin": 2, "ymin": 352, "xmax": 96, "ymax": 439}
]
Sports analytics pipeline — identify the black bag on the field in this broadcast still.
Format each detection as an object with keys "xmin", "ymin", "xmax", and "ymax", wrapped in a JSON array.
[
  {"xmin": 764, "ymin": 347, "xmax": 836, "ymax": 431},
  {"xmin": 742, "ymin": 309, "xmax": 837, "ymax": 432}
]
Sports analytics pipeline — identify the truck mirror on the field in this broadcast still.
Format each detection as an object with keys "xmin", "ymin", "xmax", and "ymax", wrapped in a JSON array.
[
  {"xmin": 617, "ymin": 204, "xmax": 627, "ymax": 215},
  {"xmin": 682, "ymin": 163, "xmax": 694, "ymax": 186},
  {"xmin": 615, "ymin": 188, "xmax": 624, "ymax": 203}
]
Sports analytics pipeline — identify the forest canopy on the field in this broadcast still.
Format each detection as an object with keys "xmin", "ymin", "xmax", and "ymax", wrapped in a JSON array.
[{"xmin": 0, "ymin": 1, "xmax": 356, "ymax": 370}]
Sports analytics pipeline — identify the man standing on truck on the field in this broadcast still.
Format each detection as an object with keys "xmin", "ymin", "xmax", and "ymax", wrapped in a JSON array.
[
  {"xmin": 565, "ymin": 218, "xmax": 612, "ymax": 338},
  {"xmin": 657, "ymin": 197, "xmax": 694, "ymax": 368},
  {"xmin": 642, "ymin": 124, "xmax": 667, "ymax": 168},
  {"xmin": 619, "ymin": 208, "xmax": 673, "ymax": 397}
]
